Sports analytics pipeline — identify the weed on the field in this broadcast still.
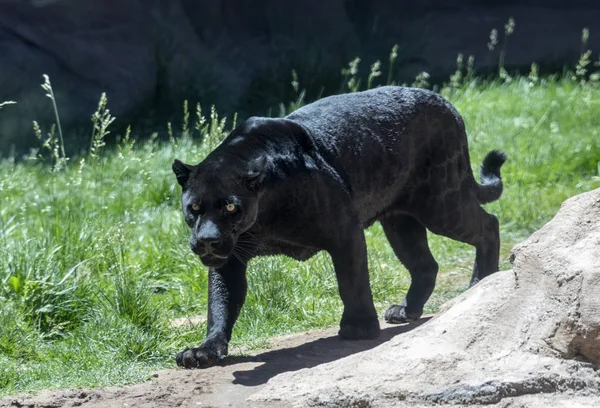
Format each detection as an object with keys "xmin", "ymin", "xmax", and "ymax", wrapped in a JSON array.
[
  {"xmin": 450, "ymin": 53, "xmax": 465, "ymax": 90},
  {"xmin": 498, "ymin": 17, "xmax": 516, "ymax": 81},
  {"xmin": 167, "ymin": 122, "xmax": 174, "ymax": 143},
  {"xmin": 387, "ymin": 45, "xmax": 399, "ymax": 85},
  {"xmin": 182, "ymin": 100, "xmax": 190, "ymax": 138},
  {"xmin": 194, "ymin": 103, "xmax": 207, "ymax": 136},
  {"xmin": 367, "ymin": 61, "xmax": 382, "ymax": 89},
  {"xmin": 38, "ymin": 75, "xmax": 68, "ymax": 170},
  {"xmin": 277, "ymin": 70, "xmax": 307, "ymax": 117},
  {"xmin": 412, "ymin": 71, "xmax": 431, "ymax": 89},
  {"xmin": 575, "ymin": 28, "xmax": 593, "ymax": 84},
  {"xmin": 89, "ymin": 93, "xmax": 115, "ymax": 159},
  {"xmin": 341, "ymin": 57, "xmax": 362, "ymax": 93},
  {"xmin": 465, "ymin": 55, "xmax": 476, "ymax": 83},
  {"xmin": 101, "ymin": 265, "xmax": 165, "ymax": 334},
  {"xmin": 0, "ymin": 101, "xmax": 16, "ymax": 110},
  {"xmin": 487, "ymin": 29, "xmax": 499, "ymax": 52},
  {"xmin": 528, "ymin": 63, "xmax": 540, "ymax": 88}
]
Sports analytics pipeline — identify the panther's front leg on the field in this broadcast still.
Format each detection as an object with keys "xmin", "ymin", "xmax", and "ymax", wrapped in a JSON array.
[
  {"xmin": 328, "ymin": 224, "xmax": 380, "ymax": 340},
  {"xmin": 176, "ymin": 257, "xmax": 247, "ymax": 369}
]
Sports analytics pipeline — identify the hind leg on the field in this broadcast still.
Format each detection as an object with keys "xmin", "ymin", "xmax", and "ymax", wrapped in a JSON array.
[
  {"xmin": 468, "ymin": 210, "xmax": 500, "ymax": 286},
  {"xmin": 420, "ymin": 202, "xmax": 500, "ymax": 288},
  {"xmin": 380, "ymin": 214, "xmax": 439, "ymax": 324}
]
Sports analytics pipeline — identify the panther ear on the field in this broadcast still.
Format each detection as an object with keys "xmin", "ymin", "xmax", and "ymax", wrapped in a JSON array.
[
  {"xmin": 245, "ymin": 155, "xmax": 268, "ymax": 192},
  {"xmin": 172, "ymin": 159, "xmax": 192, "ymax": 187}
]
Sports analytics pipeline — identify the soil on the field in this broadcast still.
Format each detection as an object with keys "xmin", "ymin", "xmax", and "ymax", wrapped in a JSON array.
[{"xmin": 0, "ymin": 319, "xmax": 429, "ymax": 408}]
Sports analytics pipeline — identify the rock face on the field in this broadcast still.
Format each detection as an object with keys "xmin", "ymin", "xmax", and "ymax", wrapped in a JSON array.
[
  {"xmin": 1, "ymin": 0, "xmax": 599, "ymax": 154},
  {"xmin": 250, "ymin": 188, "xmax": 600, "ymax": 407}
]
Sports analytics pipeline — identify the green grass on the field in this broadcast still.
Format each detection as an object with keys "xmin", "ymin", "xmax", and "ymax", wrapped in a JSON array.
[{"xmin": 1, "ymin": 69, "xmax": 600, "ymax": 396}]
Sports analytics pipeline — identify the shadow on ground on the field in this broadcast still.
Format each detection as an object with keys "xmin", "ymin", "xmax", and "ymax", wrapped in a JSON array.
[{"xmin": 229, "ymin": 318, "xmax": 431, "ymax": 387}]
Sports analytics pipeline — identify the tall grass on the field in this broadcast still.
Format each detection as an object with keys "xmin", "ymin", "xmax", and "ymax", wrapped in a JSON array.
[{"xmin": 0, "ymin": 20, "xmax": 599, "ymax": 396}]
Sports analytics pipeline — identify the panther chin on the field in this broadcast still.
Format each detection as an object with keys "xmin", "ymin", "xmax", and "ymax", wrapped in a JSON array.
[{"xmin": 199, "ymin": 253, "xmax": 230, "ymax": 268}]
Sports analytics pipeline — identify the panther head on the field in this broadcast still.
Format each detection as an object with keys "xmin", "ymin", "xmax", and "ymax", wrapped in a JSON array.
[{"xmin": 172, "ymin": 152, "xmax": 268, "ymax": 268}]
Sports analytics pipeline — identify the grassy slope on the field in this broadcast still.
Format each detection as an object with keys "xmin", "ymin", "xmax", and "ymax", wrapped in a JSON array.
[{"xmin": 0, "ymin": 78, "xmax": 599, "ymax": 395}]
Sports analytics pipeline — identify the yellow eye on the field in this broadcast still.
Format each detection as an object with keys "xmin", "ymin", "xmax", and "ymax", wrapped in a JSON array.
[
  {"xmin": 225, "ymin": 203, "xmax": 236, "ymax": 213},
  {"xmin": 191, "ymin": 203, "xmax": 200, "ymax": 212}
]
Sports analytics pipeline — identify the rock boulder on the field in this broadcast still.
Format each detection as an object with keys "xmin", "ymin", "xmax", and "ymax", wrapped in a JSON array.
[{"xmin": 250, "ymin": 188, "xmax": 600, "ymax": 407}]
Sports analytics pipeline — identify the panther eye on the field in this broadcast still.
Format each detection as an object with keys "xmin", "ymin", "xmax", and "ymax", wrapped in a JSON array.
[
  {"xmin": 225, "ymin": 203, "xmax": 237, "ymax": 213},
  {"xmin": 191, "ymin": 203, "xmax": 201, "ymax": 212}
]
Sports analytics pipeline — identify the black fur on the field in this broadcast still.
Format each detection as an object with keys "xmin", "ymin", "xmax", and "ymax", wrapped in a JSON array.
[
  {"xmin": 476, "ymin": 150, "xmax": 507, "ymax": 204},
  {"xmin": 172, "ymin": 86, "xmax": 507, "ymax": 369}
]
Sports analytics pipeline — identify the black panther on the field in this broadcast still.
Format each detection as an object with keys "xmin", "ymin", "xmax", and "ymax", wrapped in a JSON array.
[{"xmin": 172, "ymin": 86, "xmax": 506, "ymax": 369}]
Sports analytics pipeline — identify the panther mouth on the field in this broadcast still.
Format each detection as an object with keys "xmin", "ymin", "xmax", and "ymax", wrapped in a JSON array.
[{"xmin": 199, "ymin": 253, "xmax": 229, "ymax": 268}]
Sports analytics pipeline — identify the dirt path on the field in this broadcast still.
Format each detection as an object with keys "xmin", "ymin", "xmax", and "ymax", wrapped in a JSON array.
[{"xmin": 1, "ymin": 319, "xmax": 429, "ymax": 408}]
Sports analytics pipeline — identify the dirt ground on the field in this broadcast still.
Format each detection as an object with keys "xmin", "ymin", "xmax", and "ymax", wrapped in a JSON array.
[{"xmin": 0, "ymin": 319, "xmax": 429, "ymax": 408}]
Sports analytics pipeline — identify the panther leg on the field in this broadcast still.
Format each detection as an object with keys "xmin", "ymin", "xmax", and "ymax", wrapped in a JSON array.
[
  {"xmin": 328, "ymin": 223, "xmax": 380, "ymax": 340},
  {"xmin": 468, "ymin": 210, "xmax": 500, "ymax": 286},
  {"xmin": 417, "ymin": 200, "xmax": 500, "ymax": 288},
  {"xmin": 381, "ymin": 214, "xmax": 438, "ymax": 324},
  {"xmin": 176, "ymin": 257, "xmax": 247, "ymax": 369}
]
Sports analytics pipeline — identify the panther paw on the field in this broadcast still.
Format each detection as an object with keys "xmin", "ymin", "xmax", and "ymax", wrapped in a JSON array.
[
  {"xmin": 384, "ymin": 304, "xmax": 422, "ymax": 324},
  {"xmin": 339, "ymin": 316, "xmax": 380, "ymax": 340},
  {"xmin": 176, "ymin": 341, "xmax": 227, "ymax": 369}
]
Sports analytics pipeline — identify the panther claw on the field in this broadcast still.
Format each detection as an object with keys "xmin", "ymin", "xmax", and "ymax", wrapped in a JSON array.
[
  {"xmin": 176, "ymin": 344, "xmax": 225, "ymax": 369},
  {"xmin": 384, "ymin": 304, "xmax": 422, "ymax": 324}
]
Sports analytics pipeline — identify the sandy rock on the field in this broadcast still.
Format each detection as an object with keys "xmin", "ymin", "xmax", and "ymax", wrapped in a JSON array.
[{"xmin": 250, "ymin": 188, "xmax": 600, "ymax": 407}]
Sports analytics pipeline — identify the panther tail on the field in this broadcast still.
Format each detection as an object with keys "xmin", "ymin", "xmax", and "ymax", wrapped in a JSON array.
[{"xmin": 475, "ymin": 150, "xmax": 507, "ymax": 204}]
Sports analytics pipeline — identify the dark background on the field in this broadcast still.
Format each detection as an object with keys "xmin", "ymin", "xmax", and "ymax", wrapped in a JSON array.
[{"xmin": 0, "ymin": 0, "xmax": 598, "ymax": 155}]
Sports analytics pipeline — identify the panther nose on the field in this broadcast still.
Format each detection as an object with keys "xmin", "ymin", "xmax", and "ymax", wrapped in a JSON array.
[
  {"xmin": 194, "ymin": 219, "xmax": 222, "ymax": 255},
  {"xmin": 199, "ymin": 236, "xmax": 221, "ymax": 252}
]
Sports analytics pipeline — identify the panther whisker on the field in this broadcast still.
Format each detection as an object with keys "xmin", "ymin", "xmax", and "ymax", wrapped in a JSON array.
[{"xmin": 232, "ymin": 244, "xmax": 256, "ymax": 259}]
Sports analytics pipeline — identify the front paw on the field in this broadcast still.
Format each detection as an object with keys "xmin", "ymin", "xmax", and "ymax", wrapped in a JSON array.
[
  {"xmin": 176, "ymin": 340, "xmax": 228, "ymax": 369},
  {"xmin": 384, "ymin": 304, "xmax": 422, "ymax": 324},
  {"xmin": 339, "ymin": 315, "xmax": 380, "ymax": 340}
]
